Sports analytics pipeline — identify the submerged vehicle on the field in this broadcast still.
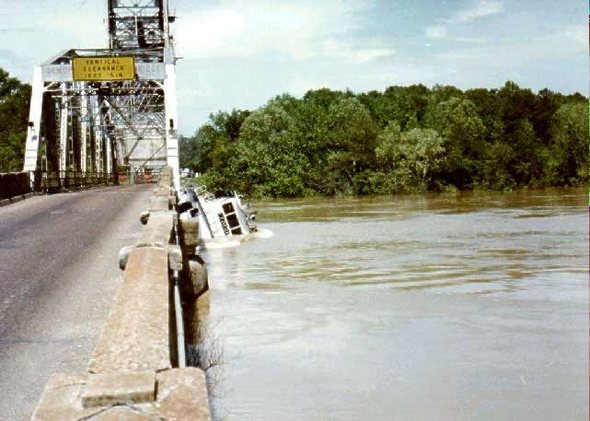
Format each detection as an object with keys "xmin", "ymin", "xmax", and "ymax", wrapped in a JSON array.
[{"xmin": 177, "ymin": 186, "xmax": 257, "ymax": 244}]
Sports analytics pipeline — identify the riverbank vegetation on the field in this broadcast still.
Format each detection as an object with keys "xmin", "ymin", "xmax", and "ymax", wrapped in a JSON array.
[{"xmin": 181, "ymin": 82, "xmax": 587, "ymax": 198}]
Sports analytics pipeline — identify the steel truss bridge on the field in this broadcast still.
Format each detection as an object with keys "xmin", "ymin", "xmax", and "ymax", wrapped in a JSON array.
[{"xmin": 23, "ymin": 0, "xmax": 180, "ymax": 189}]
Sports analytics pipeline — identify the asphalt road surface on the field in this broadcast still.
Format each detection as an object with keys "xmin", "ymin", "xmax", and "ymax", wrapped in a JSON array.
[{"xmin": 0, "ymin": 184, "xmax": 153, "ymax": 420}]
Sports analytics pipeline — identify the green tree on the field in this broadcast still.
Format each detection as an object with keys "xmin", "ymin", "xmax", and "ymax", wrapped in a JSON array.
[
  {"xmin": 179, "ymin": 135, "xmax": 198, "ymax": 170},
  {"xmin": 358, "ymin": 85, "xmax": 431, "ymax": 131},
  {"xmin": 480, "ymin": 142, "xmax": 517, "ymax": 190},
  {"xmin": 0, "ymin": 68, "xmax": 31, "ymax": 172},
  {"xmin": 465, "ymin": 88, "xmax": 504, "ymax": 144},
  {"xmin": 375, "ymin": 121, "xmax": 403, "ymax": 170},
  {"xmin": 302, "ymin": 88, "xmax": 350, "ymax": 110},
  {"xmin": 232, "ymin": 100, "xmax": 308, "ymax": 197},
  {"xmin": 376, "ymin": 122, "xmax": 444, "ymax": 192},
  {"xmin": 323, "ymin": 97, "xmax": 378, "ymax": 194},
  {"xmin": 426, "ymin": 97, "xmax": 486, "ymax": 188},
  {"xmin": 546, "ymin": 102, "xmax": 588, "ymax": 184},
  {"xmin": 498, "ymin": 81, "xmax": 536, "ymax": 134},
  {"xmin": 508, "ymin": 118, "xmax": 542, "ymax": 184},
  {"xmin": 181, "ymin": 109, "xmax": 251, "ymax": 188},
  {"xmin": 181, "ymin": 82, "xmax": 588, "ymax": 198},
  {"xmin": 531, "ymin": 88, "xmax": 558, "ymax": 145}
]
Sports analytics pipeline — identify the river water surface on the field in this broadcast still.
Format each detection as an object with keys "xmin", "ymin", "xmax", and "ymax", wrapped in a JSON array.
[{"xmin": 200, "ymin": 188, "xmax": 587, "ymax": 421}]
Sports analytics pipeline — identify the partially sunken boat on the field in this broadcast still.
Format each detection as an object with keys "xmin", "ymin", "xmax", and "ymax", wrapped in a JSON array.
[{"xmin": 177, "ymin": 186, "xmax": 257, "ymax": 245}]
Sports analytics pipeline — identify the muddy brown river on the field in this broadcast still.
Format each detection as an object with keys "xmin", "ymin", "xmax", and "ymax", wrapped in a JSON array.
[{"xmin": 199, "ymin": 187, "xmax": 587, "ymax": 420}]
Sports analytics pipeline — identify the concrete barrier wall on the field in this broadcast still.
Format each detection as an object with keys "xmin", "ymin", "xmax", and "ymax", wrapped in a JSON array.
[
  {"xmin": 31, "ymin": 167, "xmax": 211, "ymax": 421},
  {"xmin": 88, "ymin": 247, "xmax": 172, "ymax": 374}
]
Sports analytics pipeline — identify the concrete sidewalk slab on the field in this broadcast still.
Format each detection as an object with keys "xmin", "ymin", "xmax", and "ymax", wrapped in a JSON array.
[
  {"xmin": 30, "ymin": 373, "xmax": 96, "ymax": 420},
  {"xmin": 32, "ymin": 368, "xmax": 210, "ymax": 420},
  {"xmin": 88, "ymin": 247, "xmax": 171, "ymax": 373},
  {"xmin": 139, "ymin": 211, "xmax": 174, "ymax": 246},
  {"xmin": 82, "ymin": 370, "xmax": 156, "ymax": 408}
]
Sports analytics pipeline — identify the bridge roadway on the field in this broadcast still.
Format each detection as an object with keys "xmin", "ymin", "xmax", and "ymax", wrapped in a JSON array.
[{"xmin": 0, "ymin": 184, "xmax": 154, "ymax": 420}]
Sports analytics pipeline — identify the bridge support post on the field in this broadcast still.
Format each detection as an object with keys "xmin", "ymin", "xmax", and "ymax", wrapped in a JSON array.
[
  {"xmin": 59, "ymin": 92, "xmax": 68, "ymax": 173},
  {"xmin": 23, "ymin": 67, "xmax": 44, "ymax": 184},
  {"xmin": 164, "ymin": 48, "xmax": 180, "ymax": 189},
  {"xmin": 80, "ymin": 85, "xmax": 89, "ymax": 173}
]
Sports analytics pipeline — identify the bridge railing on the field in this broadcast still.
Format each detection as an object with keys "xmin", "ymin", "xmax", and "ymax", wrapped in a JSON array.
[
  {"xmin": 32, "ymin": 170, "xmax": 117, "ymax": 193},
  {"xmin": 0, "ymin": 172, "xmax": 31, "ymax": 200},
  {"xmin": 0, "ymin": 171, "xmax": 120, "ymax": 201}
]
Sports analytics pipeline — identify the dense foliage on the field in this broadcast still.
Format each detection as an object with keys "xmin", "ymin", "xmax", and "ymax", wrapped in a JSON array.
[
  {"xmin": 0, "ymin": 68, "xmax": 31, "ymax": 173},
  {"xmin": 0, "ymin": 67, "xmax": 585, "ymax": 194},
  {"xmin": 181, "ymin": 82, "xmax": 588, "ymax": 198}
]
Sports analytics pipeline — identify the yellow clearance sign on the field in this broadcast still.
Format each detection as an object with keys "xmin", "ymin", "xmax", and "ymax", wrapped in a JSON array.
[{"xmin": 72, "ymin": 56, "xmax": 135, "ymax": 81}]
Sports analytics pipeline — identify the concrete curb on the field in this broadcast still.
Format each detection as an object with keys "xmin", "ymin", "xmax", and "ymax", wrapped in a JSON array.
[
  {"xmin": 31, "ymin": 367, "xmax": 210, "ymax": 420},
  {"xmin": 0, "ymin": 192, "xmax": 35, "ymax": 208},
  {"xmin": 88, "ymin": 247, "xmax": 171, "ymax": 374}
]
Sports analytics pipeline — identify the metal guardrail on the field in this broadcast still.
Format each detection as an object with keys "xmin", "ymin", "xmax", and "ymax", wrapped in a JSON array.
[
  {"xmin": 0, "ymin": 170, "xmax": 153, "ymax": 201},
  {"xmin": 31, "ymin": 170, "xmax": 117, "ymax": 193},
  {"xmin": 0, "ymin": 172, "xmax": 31, "ymax": 200}
]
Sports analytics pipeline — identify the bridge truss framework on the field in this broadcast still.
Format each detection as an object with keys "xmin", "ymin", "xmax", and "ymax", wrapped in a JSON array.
[{"xmin": 23, "ymin": 0, "xmax": 180, "ymax": 188}]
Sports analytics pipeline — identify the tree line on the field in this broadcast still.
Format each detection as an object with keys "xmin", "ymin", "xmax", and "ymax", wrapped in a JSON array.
[
  {"xmin": 181, "ymin": 82, "xmax": 587, "ymax": 198},
  {"xmin": 0, "ymin": 66, "xmax": 586, "ymax": 195},
  {"xmin": 0, "ymin": 68, "xmax": 31, "ymax": 173}
]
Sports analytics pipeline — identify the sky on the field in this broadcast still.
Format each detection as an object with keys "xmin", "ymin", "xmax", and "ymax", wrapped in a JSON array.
[{"xmin": 0, "ymin": 0, "xmax": 586, "ymax": 135}]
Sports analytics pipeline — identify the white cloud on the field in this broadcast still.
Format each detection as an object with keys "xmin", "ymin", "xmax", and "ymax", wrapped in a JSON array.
[
  {"xmin": 425, "ymin": 25, "xmax": 448, "ymax": 39},
  {"xmin": 435, "ymin": 25, "xmax": 586, "ymax": 69},
  {"xmin": 175, "ymin": 0, "xmax": 392, "ymax": 64},
  {"xmin": 176, "ymin": 2, "xmax": 338, "ymax": 59},
  {"xmin": 452, "ymin": 1, "xmax": 504, "ymax": 23},
  {"xmin": 436, "ymin": 51, "xmax": 467, "ymax": 61},
  {"xmin": 49, "ymin": 11, "xmax": 106, "ymax": 49},
  {"xmin": 423, "ymin": 2, "xmax": 503, "ymax": 43},
  {"xmin": 1, "ymin": 0, "xmax": 584, "ymax": 136},
  {"xmin": 175, "ymin": 8, "xmax": 246, "ymax": 56},
  {"xmin": 321, "ymin": 39, "xmax": 395, "ymax": 63},
  {"xmin": 373, "ymin": 65, "xmax": 438, "ymax": 86},
  {"xmin": 452, "ymin": 37, "xmax": 488, "ymax": 44},
  {"xmin": 532, "ymin": 25, "xmax": 586, "ymax": 46},
  {"xmin": 349, "ymin": 47, "xmax": 396, "ymax": 63},
  {"xmin": 0, "ymin": 2, "xmax": 105, "ymax": 80}
]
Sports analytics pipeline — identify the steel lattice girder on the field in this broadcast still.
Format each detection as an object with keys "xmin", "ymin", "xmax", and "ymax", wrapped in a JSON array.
[
  {"xmin": 107, "ymin": 0, "xmax": 171, "ymax": 49},
  {"xmin": 43, "ymin": 79, "xmax": 169, "ymax": 171}
]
